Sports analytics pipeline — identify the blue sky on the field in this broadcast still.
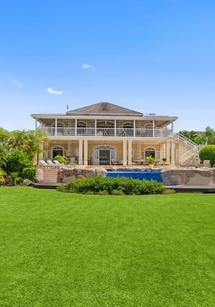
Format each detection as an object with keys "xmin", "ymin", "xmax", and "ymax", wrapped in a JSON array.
[{"xmin": 0, "ymin": 0, "xmax": 215, "ymax": 131}]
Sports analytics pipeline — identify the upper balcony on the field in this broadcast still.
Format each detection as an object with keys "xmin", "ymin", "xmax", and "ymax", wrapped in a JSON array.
[{"xmin": 38, "ymin": 127, "xmax": 173, "ymax": 138}]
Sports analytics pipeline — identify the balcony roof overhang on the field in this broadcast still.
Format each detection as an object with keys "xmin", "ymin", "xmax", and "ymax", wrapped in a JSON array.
[{"xmin": 31, "ymin": 114, "xmax": 177, "ymax": 123}]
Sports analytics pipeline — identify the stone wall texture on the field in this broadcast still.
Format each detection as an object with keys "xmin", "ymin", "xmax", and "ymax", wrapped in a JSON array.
[
  {"xmin": 161, "ymin": 168, "xmax": 215, "ymax": 186},
  {"xmin": 37, "ymin": 166, "xmax": 215, "ymax": 186}
]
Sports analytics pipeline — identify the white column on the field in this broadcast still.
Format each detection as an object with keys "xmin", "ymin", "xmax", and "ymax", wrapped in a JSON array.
[
  {"xmin": 67, "ymin": 142, "xmax": 71, "ymax": 157},
  {"xmin": 95, "ymin": 119, "xmax": 97, "ymax": 136},
  {"xmin": 152, "ymin": 120, "xmax": 155, "ymax": 137},
  {"xmin": 159, "ymin": 144, "xmax": 163, "ymax": 162},
  {"xmin": 78, "ymin": 139, "xmax": 83, "ymax": 165},
  {"xmin": 84, "ymin": 139, "xmax": 88, "ymax": 166},
  {"xmin": 114, "ymin": 120, "xmax": 116, "ymax": 136},
  {"xmin": 170, "ymin": 140, "xmax": 175, "ymax": 166},
  {"xmin": 75, "ymin": 119, "xmax": 77, "ymax": 136},
  {"xmin": 54, "ymin": 118, "xmax": 57, "ymax": 136},
  {"xmin": 128, "ymin": 139, "xmax": 132, "ymax": 166},
  {"xmin": 123, "ymin": 139, "xmax": 127, "ymax": 166},
  {"xmin": 133, "ymin": 120, "xmax": 136, "ymax": 137},
  {"xmin": 35, "ymin": 119, "xmax": 38, "ymax": 130},
  {"xmin": 166, "ymin": 140, "xmax": 170, "ymax": 164}
]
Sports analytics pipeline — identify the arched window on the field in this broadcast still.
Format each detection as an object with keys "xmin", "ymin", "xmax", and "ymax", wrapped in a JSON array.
[
  {"xmin": 144, "ymin": 123, "xmax": 153, "ymax": 137},
  {"xmin": 57, "ymin": 122, "xmax": 65, "ymax": 135},
  {"xmin": 52, "ymin": 146, "xmax": 64, "ymax": 159},
  {"xmin": 144, "ymin": 147, "xmax": 156, "ymax": 159},
  {"xmin": 77, "ymin": 121, "xmax": 87, "ymax": 136},
  {"xmin": 97, "ymin": 121, "xmax": 114, "ymax": 136},
  {"xmin": 97, "ymin": 121, "xmax": 114, "ymax": 128},
  {"xmin": 51, "ymin": 121, "xmax": 65, "ymax": 135},
  {"xmin": 123, "ymin": 121, "xmax": 133, "ymax": 128},
  {"xmin": 77, "ymin": 121, "xmax": 87, "ymax": 128}
]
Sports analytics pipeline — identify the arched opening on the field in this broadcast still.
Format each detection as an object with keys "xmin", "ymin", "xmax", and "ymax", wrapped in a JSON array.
[
  {"xmin": 123, "ymin": 121, "xmax": 133, "ymax": 128},
  {"xmin": 144, "ymin": 123, "xmax": 153, "ymax": 137},
  {"xmin": 77, "ymin": 121, "xmax": 87, "ymax": 136},
  {"xmin": 51, "ymin": 121, "xmax": 65, "ymax": 135},
  {"xmin": 122, "ymin": 121, "xmax": 133, "ymax": 136},
  {"xmin": 52, "ymin": 146, "xmax": 64, "ymax": 159},
  {"xmin": 94, "ymin": 145, "xmax": 116, "ymax": 165},
  {"xmin": 97, "ymin": 121, "xmax": 114, "ymax": 136},
  {"xmin": 57, "ymin": 122, "xmax": 65, "ymax": 135},
  {"xmin": 144, "ymin": 147, "xmax": 156, "ymax": 159}
]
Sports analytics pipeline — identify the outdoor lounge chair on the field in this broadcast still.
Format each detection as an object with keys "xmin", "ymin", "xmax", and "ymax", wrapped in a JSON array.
[
  {"xmin": 46, "ymin": 160, "xmax": 56, "ymax": 167},
  {"xmin": 203, "ymin": 160, "xmax": 211, "ymax": 167},
  {"xmin": 111, "ymin": 159, "xmax": 123, "ymax": 165},
  {"xmin": 39, "ymin": 160, "xmax": 48, "ymax": 167},
  {"xmin": 53, "ymin": 160, "xmax": 61, "ymax": 166}
]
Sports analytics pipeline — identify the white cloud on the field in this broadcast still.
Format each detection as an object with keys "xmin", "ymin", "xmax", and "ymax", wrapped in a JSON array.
[
  {"xmin": 46, "ymin": 87, "xmax": 63, "ymax": 95},
  {"xmin": 12, "ymin": 79, "xmax": 23, "ymax": 88},
  {"xmin": 82, "ymin": 63, "xmax": 96, "ymax": 71}
]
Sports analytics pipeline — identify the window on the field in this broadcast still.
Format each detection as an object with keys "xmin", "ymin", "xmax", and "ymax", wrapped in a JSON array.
[{"xmin": 123, "ymin": 121, "xmax": 133, "ymax": 128}]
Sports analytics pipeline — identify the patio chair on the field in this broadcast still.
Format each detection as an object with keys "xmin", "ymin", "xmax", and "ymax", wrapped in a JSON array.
[
  {"xmin": 46, "ymin": 160, "xmax": 56, "ymax": 167},
  {"xmin": 53, "ymin": 160, "xmax": 61, "ymax": 166},
  {"xmin": 39, "ymin": 160, "xmax": 48, "ymax": 167},
  {"xmin": 203, "ymin": 160, "xmax": 211, "ymax": 167},
  {"xmin": 111, "ymin": 159, "xmax": 123, "ymax": 165}
]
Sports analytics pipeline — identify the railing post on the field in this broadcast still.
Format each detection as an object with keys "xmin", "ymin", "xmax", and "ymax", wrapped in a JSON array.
[
  {"xmin": 95, "ymin": 119, "xmax": 97, "ymax": 136},
  {"xmin": 114, "ymin": 120, "xmax": 116, "ymax": 136},
  {"xmin": 54, "ymin": 118, "xmax": 57, "ymax": 136},
  {"xmin": 152, "ymin": 120, "xmax": 155, "ymax": 137},
  {"xmin": 75, "ymin": 119, "xmax": 77, "ymax": 136}
]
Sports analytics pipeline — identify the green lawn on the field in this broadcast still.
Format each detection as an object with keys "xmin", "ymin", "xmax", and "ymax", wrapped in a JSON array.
[{"xmin": 0, "ymin": 188, "xmax": 215, "ymax": 306}]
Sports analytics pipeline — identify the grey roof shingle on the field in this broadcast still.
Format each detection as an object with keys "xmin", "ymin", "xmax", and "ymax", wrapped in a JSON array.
[{"xmin": 66, "ymin": 102, "xmax": 143, "ymax": 116}]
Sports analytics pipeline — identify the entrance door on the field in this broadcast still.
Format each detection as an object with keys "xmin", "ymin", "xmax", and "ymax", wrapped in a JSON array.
[{"xmin": 99, "ymin": 149, "xmax": 110, "ymax": 165}]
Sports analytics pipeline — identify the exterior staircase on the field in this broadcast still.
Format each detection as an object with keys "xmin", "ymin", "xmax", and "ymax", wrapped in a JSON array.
[{"xmin": 174, "ymin": 133, "xmax": 200, "ymax": 166}]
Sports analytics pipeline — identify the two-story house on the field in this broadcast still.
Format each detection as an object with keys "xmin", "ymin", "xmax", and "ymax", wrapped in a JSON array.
[{"xmin": 32, "ymin": 102, "xmax": 198, "ymax": 166}]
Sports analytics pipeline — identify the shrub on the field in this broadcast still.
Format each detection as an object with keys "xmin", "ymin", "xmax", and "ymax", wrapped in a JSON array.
[
  {"xmin": 22, "ymin": 167, "xmax": 36, "ymax": 182},
  {"xmin": 0, "ymin": 168, "xmax": 6, "ymax": 185},
  {"xmin": 10, "ymin": 172, "xmax": 23, "ymax": 186},
  {"xmin": 4, "ymin": 150, "xmax": 32, "ymax": 175},
  {"xmin": 54, "ymin": 155, "xmax": 67, "ymax": 164},
  {"xmin": 199, "ymin": 145, "xmax": 215, "ymax": 166},
  {"xmin": 58, "ymin": 176, "xmax": 165, "ymax": 195}
]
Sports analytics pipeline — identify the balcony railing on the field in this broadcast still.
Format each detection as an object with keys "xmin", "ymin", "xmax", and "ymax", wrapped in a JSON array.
[{"xmin": 39, "ymin": 127, "xmax": 172, "ymax": 138}]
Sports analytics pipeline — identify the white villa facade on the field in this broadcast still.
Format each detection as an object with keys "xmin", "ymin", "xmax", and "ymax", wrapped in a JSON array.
[{"xmin": 32, "ymin": 102, "xmax": 198, "ymax": 166}]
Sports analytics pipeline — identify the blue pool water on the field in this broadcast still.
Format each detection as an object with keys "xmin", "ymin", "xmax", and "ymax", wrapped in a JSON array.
[{"xmin": 106, "ymin": 169, "xmax": 162, "ymax": 182}]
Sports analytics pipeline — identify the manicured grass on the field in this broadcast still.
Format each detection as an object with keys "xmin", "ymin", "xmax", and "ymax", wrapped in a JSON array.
[{"xmin": 0, "ymin": 187, "xmax": 215, "ymax": 306}]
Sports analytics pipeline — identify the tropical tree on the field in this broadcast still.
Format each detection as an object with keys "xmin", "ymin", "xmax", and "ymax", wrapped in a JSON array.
[
  {"xmin": 179, "ymin": 127, "xmax": 215, "ymax": 145},
  {"xmin": 6, "ymin": 130, "xmax": 46, "ymax": 160}
]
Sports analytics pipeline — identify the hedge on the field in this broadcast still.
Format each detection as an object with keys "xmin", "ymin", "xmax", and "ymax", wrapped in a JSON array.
[
  {"xmin": 57, "ymin": 176, "xmax": 165, "ymax": 195},
  {"xmin": 199, "ymin": 145, "xmax": 215, "ymax": 166}
]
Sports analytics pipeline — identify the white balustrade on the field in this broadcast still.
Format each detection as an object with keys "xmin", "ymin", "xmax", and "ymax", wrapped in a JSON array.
[{"xmin": 38, "ymin": 127, "xmax": 172, "ymax": 138}]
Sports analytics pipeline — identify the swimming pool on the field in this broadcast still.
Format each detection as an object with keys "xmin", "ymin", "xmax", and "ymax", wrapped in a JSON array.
[{"xmin": 106, "ymin": 169, "xmax": 162, "ymax": 182}]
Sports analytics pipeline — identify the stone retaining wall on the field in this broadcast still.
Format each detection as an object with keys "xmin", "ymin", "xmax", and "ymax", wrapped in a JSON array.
[
  {"xmin": 161, "ymin": 168, "xmax": 215, "ymax": 186},
  {"xmin": 37, "ymin": 166, "xmax": 215, "ymax": 186}
]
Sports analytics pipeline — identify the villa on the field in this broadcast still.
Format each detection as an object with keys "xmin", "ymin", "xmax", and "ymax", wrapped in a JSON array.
[{"xmin": 32, "ymin": 102, "xmax": 198, "ymax": 166}]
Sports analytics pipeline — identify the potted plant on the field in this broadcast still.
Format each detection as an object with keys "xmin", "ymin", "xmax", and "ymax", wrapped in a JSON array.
[{"xmin": 146, "ymin": 155, "xmax": 155, "ymax": 167}]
